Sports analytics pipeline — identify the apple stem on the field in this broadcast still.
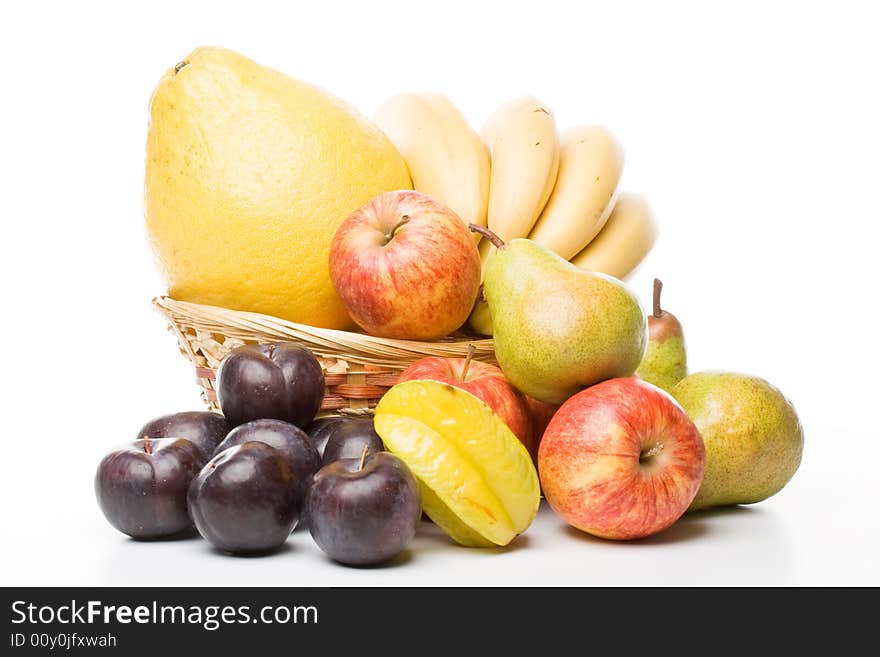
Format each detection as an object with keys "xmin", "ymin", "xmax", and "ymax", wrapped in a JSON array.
[
  {"xmin": 143, "ymin": 436, "xmax": 152, "ymax": 455},
  {"xmin": 653, "ymin": 278, "xmax": 663, "ymax": 318},
  {"xmin": 639, "ymin": 442, "xmax": 664, "ymax": 463},
  {"xmin": 173, "ymin": 60, "xmax": 188, "ymax": 74},
  {"xmin": 468, "ymin": 224, "xmax": 505, "ymax": 249},
  {"xmin": 460, "ymin": 344, "xmax": 476, "ymax": 382},
  {"xmin": 357, "ymin": 444, "xmax": 369, "ymax": 472},
  {"xmin": 385, "ymin": 215, "xmax": 410, "ymax": 243}
]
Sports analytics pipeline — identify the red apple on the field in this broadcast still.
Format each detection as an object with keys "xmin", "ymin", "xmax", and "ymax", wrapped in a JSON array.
[
  {"xmin": 538, "ymin": 378, "xmax": 704, "ymax": 540},
  {"xmin": 524, "ymin": 395, "xmax": 558, "ymax": 459},
  {"xmin": 329, "ymin": 190, "xmax": 481, "ymax": 340},
  {"xmin": 398, "ymin": 351, "xmax": 533, "ymax": 456}
]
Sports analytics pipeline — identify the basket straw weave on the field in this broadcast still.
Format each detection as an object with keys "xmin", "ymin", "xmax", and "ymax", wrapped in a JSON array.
[{"xmin": 153, "ymin": 296, "xmax": 496, "ymax": 412}]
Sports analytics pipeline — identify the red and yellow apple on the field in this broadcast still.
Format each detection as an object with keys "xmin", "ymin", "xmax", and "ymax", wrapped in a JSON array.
[
  {"xmin": 397, "ymin": 352, "xmax": 534, "ymax": 457},
  {"xmin": 524, "ymin": 395, "xmax": 558, "ymax": 458},
  {"xmin": 538, "ymin": 377, "xmax": 705, "ymax": 540},
  {"xmin": 329, "ymin": 190, "xmax": 481, "ymax": 340}
]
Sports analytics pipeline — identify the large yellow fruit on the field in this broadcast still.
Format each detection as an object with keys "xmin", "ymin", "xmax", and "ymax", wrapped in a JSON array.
[{"xmin": 145, "ymin": 47, "xmax": 412, "ymax": 328}]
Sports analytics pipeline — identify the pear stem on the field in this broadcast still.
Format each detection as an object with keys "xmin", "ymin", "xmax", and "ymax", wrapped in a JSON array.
[
  {"xmin": 385, "ymin": 215, "xmax": 410, "ymax": 243},
  {"xmin": 468, "ymin": 224, "xmax": 505, "ymax": 249},
  {"xmin": 143, "ymin": 436, "xmax": 152, "ymax": 455},
  {"xmin": 460, "ymin": 344, "xmax": 476, "ymax": 382},
  {"xmin": 653, "ymin": 278, "xmax": 663, "ymax": 318},
  {"xmin": 357, "ymin": 444, "xmax": 369, "ymax": 472}
]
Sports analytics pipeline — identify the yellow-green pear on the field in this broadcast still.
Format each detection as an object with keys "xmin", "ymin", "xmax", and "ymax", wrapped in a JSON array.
[
  {"xmin": 672, "ymin": 372, "xmax": 803, "ymax": 512},
  {"xmin": 475, "ymin": 226, "xmax": 646, "ymax": 404},
  {"xmin": 635, "ymin": 278, "xmax": 687, "ymax": 392}
]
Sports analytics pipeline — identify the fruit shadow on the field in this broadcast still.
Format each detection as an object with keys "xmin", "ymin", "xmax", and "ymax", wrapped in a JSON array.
[
  {"xmin": 203, "ymin": 542, "xmax": 296, "ymax": 559},
  {"xmin": 415, "ymin": 519, "xmax": 533, "ymax": 554},
  {"xmin": 127, "ymin": 526, "xmax": 203, "ymax": 543},
  {"xmin": 312, "ymin": 549, "xmax": 416, "ymax": 570},
  {"xmin": 561, "ymin": 505, "xmax": 760, "ymax": 546},
  {"xmin": 684, "ymin": 505, "xmax": 761, "ymax": 521},
  {"xmin": 562, "ymin": 513, "xmax": 706, "ymax": 546}
]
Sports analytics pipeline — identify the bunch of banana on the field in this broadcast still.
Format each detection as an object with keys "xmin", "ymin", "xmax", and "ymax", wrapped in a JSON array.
[
  {"xmin": 374, "ymin": 94, "xmax": 658, "ymax": 335},
  {"xmin": 374, "ymin": 94, "xmax": 490, "ymax": 241}
]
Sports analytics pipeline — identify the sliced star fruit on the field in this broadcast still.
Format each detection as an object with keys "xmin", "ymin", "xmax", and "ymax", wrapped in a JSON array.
[{"xmin": 373, "ymin": 380, "xmax": 541, "ymax": 547}]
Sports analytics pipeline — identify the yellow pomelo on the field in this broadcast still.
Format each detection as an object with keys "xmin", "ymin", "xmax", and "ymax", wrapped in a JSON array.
[
  {"xmin": 374, "ymin": 380, "xmax": 541, "ymax": 547},
  {"xmin": 146, "ymin": 47, "xmax": 412, "ymax": 328}
]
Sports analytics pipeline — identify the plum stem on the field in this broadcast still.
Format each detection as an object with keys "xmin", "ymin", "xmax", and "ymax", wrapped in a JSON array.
[
  {"xmin": 460, "ymin": 344, "xmax": 476, "ymax": 381},
  {"xmin": 385, "ymin": 215, "xmax": 410, "ymax": 243},
  {"xmin": 143, "ymin": 436, "xmax": 152, "ymax": 455},
  {"xmin": 468, "ymin": 224, "xmax": 505, "ymax": 249},
  {"xmin": 357, "ymin": 444, "xmax": 369, "ymax": 472},
  {"xmin": 653, "ymin": 278, "xmax": 663, "ymax": 318}
]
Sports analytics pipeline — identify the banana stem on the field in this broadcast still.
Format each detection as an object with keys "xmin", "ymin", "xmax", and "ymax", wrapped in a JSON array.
[
  {"xmin": 653, "ymin": 278, "xmax": 663, "ymax": 318},
  {"xmin": 468, "ymin": 224, "xmax": 505, "ymax": 249}
]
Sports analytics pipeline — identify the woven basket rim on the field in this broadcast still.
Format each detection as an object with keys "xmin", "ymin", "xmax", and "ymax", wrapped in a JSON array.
[{"xmin": 152, "ymin": 295, "xmax": 494, "ymax": 364}]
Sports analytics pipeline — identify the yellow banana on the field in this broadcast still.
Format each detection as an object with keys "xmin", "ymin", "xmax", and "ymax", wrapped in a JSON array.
[
  {"xmin": 570, "ymin": 192, "xmax": 658, "ymax": 279},
  {"xmin": 528, "ymin": 126, "xmax": 624, "ymax": 260},
  {"xmin": 472, "ymin": 240, "xmax": 493, "ymax": 332},
  {"xmin": 374, "ymin": 94, "xmax": 489, "ymax": 239},
  {"xmin": 468, "ymin": 291, "xmax": 493, "ymax": 336},
  {"xmin": 482, "ymin": 97, "xmax": 559, "ymax": 242},
  {"xmin": 478, "ymin": 237, "xmax": 493, "ymax": 270}
]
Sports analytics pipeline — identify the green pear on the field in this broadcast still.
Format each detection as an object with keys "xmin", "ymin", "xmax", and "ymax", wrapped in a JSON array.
[
  {"xmin": 476, "ymin": 227, "xmax": 647, "ymax": 404},
  {"xmin": 635, "ymin": 278, "xmax": 687, "ymax": 392},
  {"xmin": 672, "ymin": 372, "xmax": 803, "ymax": 512}
]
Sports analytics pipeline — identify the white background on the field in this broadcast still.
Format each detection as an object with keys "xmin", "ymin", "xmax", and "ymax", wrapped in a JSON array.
[{"xmin": 1, "ymin": 0, "xmax": 878, "ymax": 586}]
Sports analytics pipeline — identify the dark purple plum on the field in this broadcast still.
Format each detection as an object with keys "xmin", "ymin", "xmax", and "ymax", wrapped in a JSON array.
[
  {"xmin": 137, "ymin": 411, "xmax": 230, "ymax": 459},
  {"xmin": 214, "ymin": 419, "xmax": 321, "ymax": 498},
  {"xmin": 217, "ymin": 343, "xmax": 325, "ymax": 428},
  {"xmin": 322, "ymin": 417, "xmax": 384, "ymax": 465},
  {"xmin": 188, "ymin": 441, "xmax": 301, "ymax": 554},
  {"xmin": 95, "ymin": 437, "xmax": 205, "ymax": 539},
  {"xmin": 305, "ymin": 415, "xmax": 346, "ymax": 459},
  {"xmin": 306, "ymin": 451, "xmax": 421, "ymax": 566}
]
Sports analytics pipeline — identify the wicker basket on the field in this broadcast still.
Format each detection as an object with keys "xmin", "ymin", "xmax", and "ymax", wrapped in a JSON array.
[{"xmin": 153, "ymin": 296, "xmax": 496, "ymax": 413}]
